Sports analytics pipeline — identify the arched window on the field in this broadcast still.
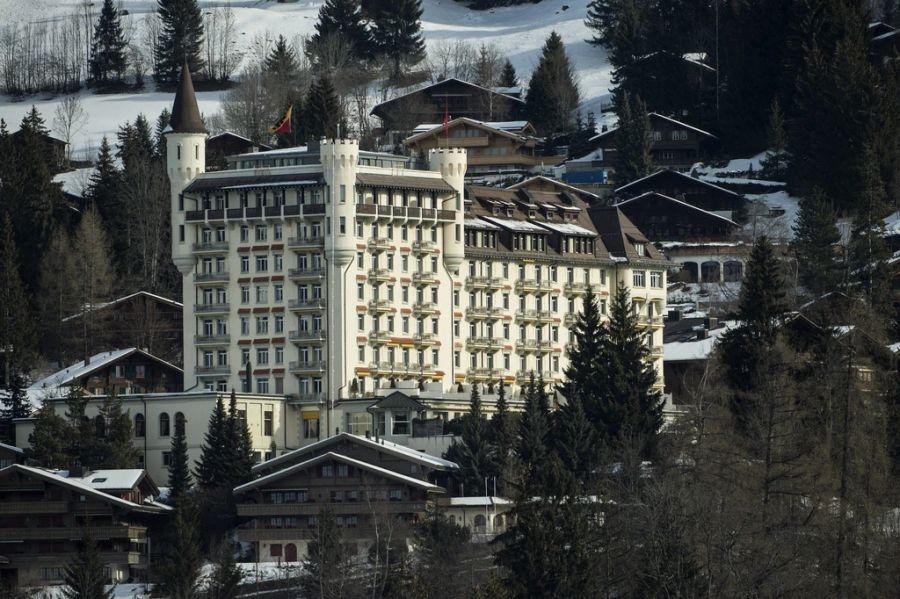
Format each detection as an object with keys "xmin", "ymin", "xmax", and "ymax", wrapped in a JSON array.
[
  {"xmin": 175, "ymin": 412, "xmax": 186, "ymax": 436},
  {"xmin": 134, "ymin": 413, "xmax": 145, "ymax": 438},
  {"xmin": 94, "ymin": 415, "xmax": 106, "ymax": 438},
  {"xmin": 159, "ymin": 412, "xmax": 170, "ymax": 437}
]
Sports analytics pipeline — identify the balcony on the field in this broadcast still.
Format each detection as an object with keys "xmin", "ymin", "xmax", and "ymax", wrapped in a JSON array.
[
  {"xmin": 368, "ymin": 268, "xmax": 393, "ymax": 284},
  {"xmin": 368, "ymin": 330, "xmax": 391, "ymax": 345},
  {"xmin": 412, "ymin": 240, "xmax": 437, "ymax": 254},
  {"xmin": 192, "ymin": 241, "xmax": 228, "ymax": 253},
  {"xmin": 194, "ymin": 334, "xmax": 231, "ymax": 346},
  {"xmin": 367, "ymin": 361, "xmax": 396, "ymax": 375},
  {"xmin": 536, "ymin": 310, "xmax": 555, "ymax": 324},
  {"xmin": 412, "ymin": 302, "xmax": 438, "ymax": 316},
  {"xmin": 288, "ymin": 298, "xmax": 326, "ymax": 312},
  {"xmin": 466, "ymin": 306, "xmax": 503, "ymax": 321},
  {"xmin": 515, "ymin": 370, "xmax": 554, "ymax": 384},
  {"xmin": 194, "ymin": 271, "xmax": 229, "ymax": 284},
  {"xmin": 287, "ymin": 235, "xmax": 325, "ymax": 250},
  {"xmin": 289, "ymin": 360, "xmax": 326, "ymax": 374},
  {"xmin": 0, "ymin": 525, "xmax": 147, "ymax": 541},
  {"xmin": 289, "ymin": 267, "xmax": 325, "ymax": 281},
  {"xmin": 515, "ymin": 339, "xmax": 552, "ymax": 353},
  {"xmin": 466, "ymin": 368, "xmax": 504, "ymax": 381},
  {"xmin": 408, "ymin": 364, "xmax": 437, "ymax": 377},
  {"xmin": 0, "ymin": 501, "xmax": 68, "ymax": 515},
  {"xmin": 289, "ymin": 329, "xmax": 327, "ymax": 343},
  {"xmin": 466, "ymin": 337, "xmax": 504, "ymax": 352},
  {"xmin": 413, "ymin": 333, "xmax": 437, "ymax": 347},
  {"xmin": 639, "ymin": 315, "xmax": 665, "ymax": 328},
  {"xmin": 238, "ymin": 502, "xmax": 426, "ymax": 517},
  {"xmin": 195, "ymin": 303, "xmax": 230, "ymax": 314},
  {"xmin": 368, "ymin": 300, "xmax": 394, "ymax": 314},
  {"xmin": 238, "ymin": 527, "xmax": 380, "ymax": 542},
  {"xmin": 287, "ymin": 392, "xmax": 326, "ymax": 405},
  {"xmin": 196, "ymin": 365, "xmax": 231, "ymax": 375},
  {"xmin": 411, "ymin": 271, "xmax": 439, "ymax": 286},
  {"xmin": 650, "ymin": 345, "xmax": 664, "ymax": 359},
  {"xmin": 563, "ymin": 312, "xmax": 579, "ymax": 326},
  {"xmin": 465, "ymin": 275, "xmax": 504, "ymax": 290},
  {"xmin": 515, "ymin": 309, "xmax": 539, "ymax": 323},
  {"xmin": 564, "ymin": 282, "xmax": 589, "ymax": 296},
  {"xmin": 367, "ymin": 238, "xmax": 393, "ymax": 253}
]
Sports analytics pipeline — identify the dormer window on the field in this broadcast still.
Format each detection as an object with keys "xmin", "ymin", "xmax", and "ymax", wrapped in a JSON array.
[
  {"xmin": 635, "ymin": 242, "xmax": 646, "ymax": 257},
  {"xmin": 528, "ymin": 210, "xmax": 536, "ymax": 218}
]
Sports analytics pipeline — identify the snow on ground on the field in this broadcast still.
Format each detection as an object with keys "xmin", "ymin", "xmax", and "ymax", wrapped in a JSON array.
[
  {"xmin": 53, "ymin": 166, "xmax": 95, "ymax": 198},
  {"xmin": 668, "ymin": 282, "xmax": 742, "ymax": 315},
  {"xmin": 664, "ymin": 320, "xmax": 739, "ymax": 362},
  {"xmin": 744, "ymin": 190, "xmax": 801, "ymax": 242},
  {"xmin": 0, "ymin": 0, "xmax": 611, "ymax": 161}
]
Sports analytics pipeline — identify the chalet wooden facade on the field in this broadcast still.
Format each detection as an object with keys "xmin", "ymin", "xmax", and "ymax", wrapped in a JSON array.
[
  {"xmin": 613, "ymin": 169, "xmax": 747, "ymax": 222},
  {"xmin": 0, "ymin": 465, "xmax": 167, "ymax": 587},
  {"xmin": 206, "ymin": 132, "xmax": 272, "ymax": 171},
  {"xmin": 233, "ymin": 433, "xmax": 456, "ymax": 561},
  {"xmin": 615, "ymin": 192, "xmax": 738, "ymax": 243},
  {"xmin": 371, "ymin": 78, "xmax": 525, "ymax": 138}
]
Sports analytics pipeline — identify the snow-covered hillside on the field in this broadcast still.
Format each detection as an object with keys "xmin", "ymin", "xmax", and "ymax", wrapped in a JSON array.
[{"xmin": 0, "ymin": 0, "xmax": 611, "ymax": 159}]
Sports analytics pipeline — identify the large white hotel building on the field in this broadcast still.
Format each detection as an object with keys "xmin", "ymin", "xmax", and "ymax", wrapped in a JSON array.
[{"xmin": 166, "ymin": 68, "xmax": 668, "ymax": 443}]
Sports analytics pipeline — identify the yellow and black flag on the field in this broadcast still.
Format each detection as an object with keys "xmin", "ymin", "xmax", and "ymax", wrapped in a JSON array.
[{"xmin": 269, "ymin": 105, "xmax": 293, "ymax": 135}]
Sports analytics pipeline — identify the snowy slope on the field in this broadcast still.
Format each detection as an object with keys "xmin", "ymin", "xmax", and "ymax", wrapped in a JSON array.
[{"xmin": 0, "ymin": 0, "xmax": 611, "ymax": 159}]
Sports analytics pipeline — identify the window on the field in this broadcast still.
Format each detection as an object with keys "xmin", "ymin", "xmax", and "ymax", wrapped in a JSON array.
[
  {"xmin": 389, "ymin": 489, "xmax": 403, "ymax": 501},
  {"xmin": 256, "ymin": 286, "xmax": 268, "ymax": 303},
  {"xmin": 240, "ymin": 225, "xmax": 249, "ymax": 242},
  {"xmin": 358, "ymin": 283, "xmax": 365, "ymax": 300},
  {"xmin": 241, "ymin": 286, "xmax": 250, "ymax": 304},
  {"xmin": 274, "ymin": 284, "xmax": 283, "ymax": 302},
  {"xmin": 650, "ymin": 271, "xmax": 663, "ymax": 288},
  {"xmin": 134, "ymin": 413, "xmax": 145, "ymax": 437},
  {"xmin": 357, "ymin": 252, "xmax": 364, "ymax": 268},
  {"xmin": 256, "ymin": 316, "xmax": 269, "ymax": 334},
  {"xmin": 275, "ymin": 315, "xmax": 284, "ymax": 333},
  {"xmin": 392, "ymin": 411, "xmax": 410, "ymax": 435},
  {"xmin": 633, "ymin": 270, "xmax": 646, "ymax": 287},
  {"xmin": 159, "ymin": 413, "xmax": 170, "ymax": 437},
  {"xmin": 163, "ymin": 451, "xmax": 172, "ymax": 466},
  {"xmin": 634, "ymin": 243, "xmax": 645, "ymax": 257},
  {"xmin": 257, "ymin": 347, "xmax": 269, "ymax": 365},
  {"xmin": 255, "ymin": 225, "xmax": 267, "ymax": 241},
  {"xmin": 175, "ymin": 412, "xmax": 186, "ymax": 435},
  {"xmin": 264, "ymin": 410, "xmax": 273, "ymax": 435},
  {"xmin": 240, "ymin": 256, "xmax": 249, "ymax": 273},
  {"xmin": 241, "ymin": 317, "xmax": 250, "ymax": 335},
  {"xmin": 256, "ymin": 255, "xmax": 268, "ymax": 272},
  {"xmin": 274, "ymin": 224, "xmax": 283, "ymax": 240},
  {"xmin": 257, "ymin": 378, "xmax": 269, "ymax": 393},
  {"xmin": 274, "ymin": 254, "xmax": 283, "ymax": 272}
]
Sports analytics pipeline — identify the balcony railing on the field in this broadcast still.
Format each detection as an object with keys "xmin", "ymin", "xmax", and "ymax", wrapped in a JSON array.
[
  {"xmin": 413, "ymin": 333, "xmax": 437, "ymax": 346},
  {"xmin": 411, "ymin": 272, "xmax": 439, "ymax": 286},
  {"xmin": 412, "ymin": 302, "xmax": 438, "ymax": 316},
  {"xmin": 515, "ymin": 339, "xmax": 553, "ymax": 353},
  {"xmin": 194, "ymin": 271, "xmax": 229, "ymax": 283},
  {"xmin": 196, "ymin": 365, "xmax": 231, "ymax": 375},
  {"xmin": 287, "ymin": 392, "xmax": 326, "ymax": 405},
  {"xmin": 289, "ymin": 298, "xmax": 326, "ymax": 312},
  {"xmin": 515, "ymin": 370, "xmax": 554, "ymax": 383},
  {"xmin": 368, "ymin": 268, "xmax": 393, "ymax": 283},
  {"xmin": 289, "ymin": 329, "xmax": 327, "ymax": 343},
  {"xmin": 192, "ymin": 241, "xmax": 229, "ymax": 252},
  {"xmin": 466, "ymin": 306, "xmax": 503, "ymax": 321},
  {"xmin": 368, "ymin": 300, "xmax": 394, "ymax": 313},
  {"xmin": 650, "ymin": 345, "xmax": 664, "ymax": 358},
  {"xmin": 194, "ymin": 334, "xmax": 231, "ymax": 345},
  {"xmin": 289, "ymin": 267, "xmax": 325, "ymax": 280},
  {"xmin": 368, "ymin": 331, "xmax": 391, "ymax": 345},
  {"xmin": 466, "ymin": 337, "xmax": 504, "ymax": 351},
  {"xmin": 464, "ymin": 276, "xmax": 504, "ymax": 290},
  {"xmin": 466, "ymin": 367, "xmax": 504, "ymax": 380},
  {"xmin": 289, "ymin": 360, "xmax": 326, "ymax": 374},
  {"xmin": 412, "ymin": 240, "xmax": 436, "ymax": 254},
  {"xmin": 563, "ymin": 312, "xmax": 578, "ymax": 326},
  {"xmin": 563, "ymin": 282, "xmax": 589, "ymax": 296},
  {"xmin": 0, "ymin": 501, "xmax": 68, "ymax": 514},
  {"xmin": 195, "ymin": 303, "xmax": 230, "ymax": 314},
  {"xmin": 237, "ymin": 502, "xmax": 427, "ymax": 517},
  {"xmin": 287, "ymin": 236, "xmax": 324, "ymax": 250},
  {"xmin": 367, "ymin": 238, "xmax": 393, "ymax": 253},
  {"xmin": 0, "ymin": 525, "xmax": 146, "ymax": 541}
]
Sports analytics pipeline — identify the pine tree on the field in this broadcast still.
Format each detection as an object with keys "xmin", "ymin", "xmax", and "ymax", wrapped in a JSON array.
[
  {"xmin": 792, "ymin": 188, "xmax": 841, "ymax": 295},
  {"xmin": 301, "ymin": 507, "xmax": 354, "ymax": 598},
  {"xmin": 88, "ymin": 137, "xmax": 120, "ymax": 220},
  {"xmin": 195, "ymin": 396, "xmax": 227, "ymax": 489},
  {"xmin": 26, "ymin": 405, "xmax": 72, "ymax": 469},
  {"xmin": 553, "ymin": 395, "xmax": 597, "ymax": 489},
  {"xmin": 155, "ymin": 109, "xmax": 171, "ymax": 159},
  {"xmin": 613, "ymin": 92, "xmax": 652, "ymax": 185},
  {"xmin": 303, "ymin": 75, "xmax": 344, "ymax": 140},
  {"xmin": 525, "ymin": 32, "xmax": 581, "ymax": 135},
  {"xmin": 265, "ymin": 35, "xmax": 299, "ymax": 78},
  {"xmin": 160, "ymin": 501, "xmax": 203, "ymax": 599},
  {"xmin": 207, "ymin": 539, "xmax": 244, "ymax": 599},
  {"xmin": 499, "ymin": 59, "xmax": 518, "ymax": 88},
  {"xmin": 308, "ymin": 0, "xmax": 372, "ymax": 63},
  {"xmin": 489, "ymin": 381, "xmax": 515, "ymax": 493},
  {"xmin": 65, "ymin": 392, "xmax": 100, "ymax": 470},
  {"xmin": 559, "ymin": 288, "xmax": 607, "ymax": 425},
  {"xmin": 89, "ymin": 0, "xmax": 128, "ymax": 86},
  {"xmin": 72, "ymin": 206, "xmax": 115, "ymax": 362},
  {"xmin": 62, "ymin": 530, "xmax": 113, "ymax": 599},
  {"xmin": 169, "ymin": 412, "xmax": 192, "ymax": 504},
  {"xmin": 226, "ymin": 390, "xmax": 255, "ymax": 488},
  {"xmin": 37, "ymin": 228, "xmax": 76, "ymax": 365},
  {"xmin": 371, "ymin": 0, "xmax": 426, "ymax": 79},
  {"xmin": 848, "ymin": 143, "xmax": 892, "ymax": 309},
  {"xmin": 155, "ymin": 0, "xmax": 205, "ymax": 86},
  {"xmin": 98, "ymin": 394, "xmax": 138, "ymax": 468},
  {"xmin": 760, "ymin": 98, "xmax": 789, "ymax": 179},
  {"xmin": 445, "ymin": 384, "xmax": 495, "ymax": 496},
  {"xmin": 0, "ymin": 212, "xmax": 36, "ymax": 414},
  {"xmin": 516, "ymin": 374, "xmax": 555, "ymax": 497}
]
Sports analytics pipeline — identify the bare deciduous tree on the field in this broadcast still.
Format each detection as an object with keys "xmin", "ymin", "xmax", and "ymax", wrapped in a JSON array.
[{"xmin": 53, "ymin": 95, "xmax": 88, "ymax": 162}]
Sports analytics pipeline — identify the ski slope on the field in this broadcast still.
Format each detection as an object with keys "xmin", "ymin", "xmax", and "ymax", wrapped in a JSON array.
[{"xmin": 0, "ymin": 0, "xmax": 611, "ymax": 160}]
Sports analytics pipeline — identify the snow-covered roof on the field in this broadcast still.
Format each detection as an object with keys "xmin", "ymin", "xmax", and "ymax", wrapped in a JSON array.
[
  {"xmin": 52, "ymin": 167, "xmax": 94, "ymax": 199},
  {"xmin": 534, "ymin": 221, "xmax": 595, "ymax": 236},
  {"xmin": 448, "ymin": 496, "xmax": 513, "ymax": 507},
  {"xmin": 465, "ymin": 217, "xmax": 501, "ymax": 230},
  {"xmin": 506, "ymin": 176, "xmax": 600, "ymax": 200},
  {"xmin": 0, "ymin": 442, "xmax": 22, "ymax": 455},
  {"xmin": 61, "ymin": 290, "xmax": 182, "ymax": 322},
  {"xmin": 873, "ymin": 29, "xmax": 900, "ymax": 42},
  {"xmin": 567, "ymin": 148, "xmax": 604, "ymax": 163},
  {"xmin": 232, "ymin": 145, "xmax": 309, "ymax": 158},
  {"xmin": 73, "ymin": 469, "xmax": 146, "ymax": 491},
  {"xmin": 491, "ymin": 87, "xmax": 522, "ymax": 96},
  {"xmin": 615, "ymin": 191, "xmax": 738, "ymax": 226},
  {"xmin": 614, "ymin": 168, "xmax": 744, "ymax": 199},
  {"xmin": 251, "ymin": 432, "xmax": 457, "ymax": 474},
  {"xmin": 371, "ymin": 77, "xmax": 525, "ymax": 115},
  {"xmin": 405, "ymin": 117, "xmax": 531, "ymax": 144},
  {"xmin": 411, "ymin": 119, "xmax": 529, "ymax": 133},
  {"xmin": 27, "ymin": 348, "xmax": 183, "ymax": 402},
  {"xmin": 664, "ymin": 321, "xmax": 739, "ymax": 362},
  {"xmin": 883, "ymin": 211, "xmax": 900, "ymax": 237},
  {"xmin": 649, "ymin": 113, "xmax": 717, "ymax": 138},
  {"xmin": 0, "ymin": 464, "xmax": 164, "ymax": 513},
  {"xmin": 480, "ymin": 216, "xmax": 548, "ymax": 232},
  {"xmin": 236, "ymin": 451, "xmax": 446, "ymax": 494}
]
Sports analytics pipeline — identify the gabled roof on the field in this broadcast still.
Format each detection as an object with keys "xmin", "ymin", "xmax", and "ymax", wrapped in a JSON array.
[
  {"xmin": 404, "ymin": 117, "xmax": 531, "ymax": 145},
  {"xmin": 61, "ymin": 290, "xmax": 182, "ymax": 323},
  {"xmin": 356, "ymin": 173, "xmax": 454, "ymax": 193},
  {"xmin": 367, "ymin": 392, "xmax": 427, "ymax": 412},
  {"xmin": 613, "ymin": 168, "xmax": 744, "ymax": 200},
  {"xmin": 207, "ymin": 131, "xmax": 273, "ymax": 150},
  {"xmin": 73, "ymin": 469, "xmax": 156, "ymax": 494},
  {"xmin": 371, "ymin": 77, "xmax": 525, "ymax": 116},
  {"xmin": 235, "ymin": 451, "xmax": 446, "ymax": 494},
  {"xmin": 507, "ymin": 176, "xmax": 600, "ymax": 201},
  {"xmin": 0, "ymin": 442, "xmax": 23, "ymax": 455},
  {"xmin": 168, "ymin": 64, "xmax": 206, "ymax": 135},
  {"xmin": 251, "ymin": 432, "xmax": 458, "ymax": 475},
  {"xmin": 0, "ymin": 465, "xmax": 167, "ymax": 513},
  {"xmin": 27, "ymin": 348, "xmax": 183, "ymax": 400},
  {"xmin": 589, "ymin": 207, "xmax": 665, "ymax": 261},
  {"xmin": 588, "ymin": 113, "xmax": 717, "ymax": 143},
  {"xmin": 614, "ymin": 191, "xmax": 738, "ymax": 226}
]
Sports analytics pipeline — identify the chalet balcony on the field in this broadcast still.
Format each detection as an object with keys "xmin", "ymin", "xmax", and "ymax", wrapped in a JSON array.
[
  {"xmin": 289, "ymin": 298, "xmax": 326, "ymax": 312},
  {"xmin": 289, "ymin": 267, "xmax": 325, "ymax": 281},
  {"xmin": 368, "ymin": 300, "xmax": 394, "ymax": 314},
  {"xmin": 237, "ymin": 502, "xmax": 427, "ymax": 517},
  {"xmin": 287, "ymin": 236, "xmax": 324, "ymax": 250},
  {"xmin": 194, "ymin": 271, "xmax": 229, "ymax": 284},
  {"xmin": 367, "ymin": 238, "xmax": 393, "ymax": 253},
  {"xmin": 563, "ymin": 282, "xmax": 588, "ymax": 296},
  {"xmin": 289, "ymin": 361, "xmax": 326, "ymax": 375},
  {"xmin": 192, "ymin": 241, "xmax": 229, "ymax": 253},
  {"xmin": 412, "ymin": 240, "xmax": 436, "ymax": 254},
  {"xmin": 237, "ymin": 527, "xmax": 381, "ymax": 542},
  {"xmin": 466, "ymin": 367, "xmax": 504, "ymax": 381},
  {"xmin": 515, "ymin": 370, "xmax": 554, "ymax": 384},
  {"xmin": 195, "ymin": 303, "xmax": 230, "ymax": 314},
  {"xmin": 194, "ymin": 334, "xmax": 231, "ymax": 346},
  {"xmin": 413, "ymin": 333, "xmax": 437, "ymax": 347},
  {"xmin": 289, "ymin": 329, "xmax": 327, "ymax": 343},
  {"xmin": 466, "ymin": 337, "xmax": 503, "ymax": 352},
  {"xmin": 0, "ymin": 525, "xmax": 146, "ymax": 541},
  {"xmin": 0, "ymin": 501, "xmax": 68, "ymax": 515},
  {"xmin": 287, "ymin": 392, "xmax": 326, "ymax": 405},
  {"xmin": 196, "ymin": 365, "xmax": 231, "ymax": 375},
  {"xmin": 368, "ymin": 268, "xmax": 393, "ymax": 284},
  {"xmin": 411, "ymin": 302, "xmax": 438, "ymax": 316},
  {"xmin": 368, "ymin": 331, "xmax": 391, "ymax": 345},
  {"xmin": 411, "ymin": 272, "xmax": 439, "ymax": 286}
]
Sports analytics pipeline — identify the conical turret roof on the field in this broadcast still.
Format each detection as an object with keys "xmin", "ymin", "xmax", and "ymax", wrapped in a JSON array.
[{"xmin": 169, "ymin": 64, "xmax": 206, "ymax": 134}]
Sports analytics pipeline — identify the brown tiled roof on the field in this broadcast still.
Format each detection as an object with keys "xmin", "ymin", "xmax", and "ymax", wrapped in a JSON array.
[
  {"xmin": 589, "ymin": 206, "xmax": 664, "ymax": 261},
  {"xmin": 356, "ymin": 173, "xmax": 454, "ymax": 192}
]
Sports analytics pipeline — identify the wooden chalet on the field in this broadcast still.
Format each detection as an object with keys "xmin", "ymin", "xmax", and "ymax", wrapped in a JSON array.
[
  {"xmin": 206, "ymin": 132, "xmax": 272, "ymax": 171},
  {"xmin": 233, "ymin": 433, "xmax": 457, "ymax": 561},
  {"xmin": 371, "ymin": 78, "xmax": 525, "ymax": 138},
  {"xmin": 10, "ymin": 129, "xmax": 68, "ymax": 173},
  {"xmin": 506, "ymin": 175, "xmax": 600, "ymax": 204},
  {"xmin": 613, "ymin": 169, "xmax": 747, "ymax": 222},
  {"xmin": 615, "ymin": 191, "xmax": 738, "ymax": 243}
]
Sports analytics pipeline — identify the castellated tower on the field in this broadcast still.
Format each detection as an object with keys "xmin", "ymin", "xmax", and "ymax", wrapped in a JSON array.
[
  {"xmin": 165, "ymin": 64, "xmax": 207, "ymax": 276},
  {"xmin": 320, "ymin": 138, "xmax": 358, "ymax": 267},
  {"xmin": 428, "ymin": 148, "xmax": 467, "ymax": 273}
]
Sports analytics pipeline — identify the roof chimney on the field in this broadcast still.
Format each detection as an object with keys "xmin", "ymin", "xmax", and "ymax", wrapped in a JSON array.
[{"xmin": 168, "ymin": 63, "xmax": 206, "ymax": 134}]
